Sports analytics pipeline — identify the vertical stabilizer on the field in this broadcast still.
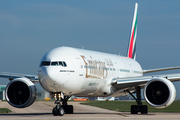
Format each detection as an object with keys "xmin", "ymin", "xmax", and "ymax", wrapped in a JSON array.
[{"xmin": 127, "ymin": 3, "xmax": 138, "ymax": 60}]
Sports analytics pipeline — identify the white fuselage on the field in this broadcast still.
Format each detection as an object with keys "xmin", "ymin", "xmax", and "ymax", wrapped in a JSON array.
[{"xmin": 38, "ymin": 47, "xmax": 142, "ymax": 97}]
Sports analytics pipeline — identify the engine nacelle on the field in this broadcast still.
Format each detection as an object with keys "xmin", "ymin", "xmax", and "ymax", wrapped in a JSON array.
[
  {"xmin": 143, "ymin": 78, "xmax": 176, "ymax": 108},
  {"xmin": 5, "ymin": 78, "xmax": 36, "ymax": 108}
]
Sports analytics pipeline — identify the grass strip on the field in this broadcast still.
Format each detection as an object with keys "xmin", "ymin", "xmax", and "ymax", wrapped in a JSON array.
[
  {"xmin": 81, "ymin": 100, "xmax": 180, "ymax": 113},
  {"xmin": 0, "ymin": 108, "xmax": 12, "ymax": 113}
]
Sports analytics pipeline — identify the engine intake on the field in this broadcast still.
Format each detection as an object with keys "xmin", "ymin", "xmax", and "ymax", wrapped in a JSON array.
[
  {"xmin": 143, "ymin": 78, "xmax": 176, "ymax": 108},
  {"xmin": 5, "ymin": 78, "xmax": 36, "ymax": 108}
]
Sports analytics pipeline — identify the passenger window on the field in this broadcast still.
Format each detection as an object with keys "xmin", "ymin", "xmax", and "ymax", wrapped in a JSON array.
[
  {"xmin": 51, "ymin": 62, "xmax": 58, "ymax": 66},
  {"xmin": 59, "ymin": 61, "xmax": 63, "ymax": 66},
  {"xmin": 63, "ymin": 62, "xmax": 67, "ymax": 67},
  {"xmin": 44, "ymin": 61, "xmax": 50, "ymax": 66}
]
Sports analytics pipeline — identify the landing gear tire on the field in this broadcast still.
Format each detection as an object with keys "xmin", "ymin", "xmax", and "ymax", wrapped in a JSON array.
[
  {"xmin": 131, "ymin": 105, "xmax": 138, "ymax": 114},
  {"xmin": 52, "ymin": 107, "xmax": 65, "ymax": 116},
  {"xmin": 52, "ymin": 107, "xmax": 58, "ymax": 116},
  {"xmin": 140, "ymin": 105, "xmax": 148, "ymax": 114},
  {"xmin": 58, "ymin": 107, "xmax": 65, "ymax": 116},
  {"xmin": 131, "ymin": 105, "xmax": 148, "ymax": 114},
  {"xmin": 62, "ymin": 105, "xmax": 73, "ymax": 114}
]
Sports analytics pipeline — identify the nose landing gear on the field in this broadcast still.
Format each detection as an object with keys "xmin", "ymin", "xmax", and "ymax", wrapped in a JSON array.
[
  {"xmin": 52, "ymin": 93, "xmax": 65, "ymax": 116},
  {"xmin": 52, "ymin": 93, "xmax": 73, "ymax": 116},
  {"xmin": 52, "ymin": 104, "xmax": 65, "ymax": 116}
]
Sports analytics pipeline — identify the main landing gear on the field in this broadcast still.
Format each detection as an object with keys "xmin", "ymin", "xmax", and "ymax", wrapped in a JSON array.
[
  {"xmin": 52, "ymin": 93, "xmax": 73, "ymax": 116},
  {"xmin": 126, "ymin": 86, "xmax": 148, "ymax": 114}
]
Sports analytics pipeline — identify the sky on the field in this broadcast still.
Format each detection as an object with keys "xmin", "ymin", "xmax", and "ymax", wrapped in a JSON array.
[{"xmin": 0, "ymin": 0, "xmax": 180, "ymax": 99}]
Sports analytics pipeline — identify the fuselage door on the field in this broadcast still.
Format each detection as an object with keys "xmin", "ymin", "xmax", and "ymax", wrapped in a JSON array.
[{"xmin": 76, "ymin": 58, "xmax": 84, "ymax": 76}]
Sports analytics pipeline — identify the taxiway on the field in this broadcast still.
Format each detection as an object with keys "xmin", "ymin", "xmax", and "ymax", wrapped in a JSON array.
[{"xmin": 0, "ymin": 101, "xmax": 179, "ymax": 120}]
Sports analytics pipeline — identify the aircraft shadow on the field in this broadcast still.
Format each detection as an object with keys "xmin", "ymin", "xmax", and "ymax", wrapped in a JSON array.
[
  {"xmin": 73, "ymin": 113, "xmax": 155, "ymax": 115},
  {"xmin": 0, "ymin": 113, "xmax": 52, "ymax": 116},
  {"xmin": 0, "ymin": 112, "xmax": 155, "ymax": 116}
]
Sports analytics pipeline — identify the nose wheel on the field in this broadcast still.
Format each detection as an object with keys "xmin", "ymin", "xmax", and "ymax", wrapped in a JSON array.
[
  {"xmin": 52, "ymin": 93, "xmax": 73, "ymax": 116},
  {"xmin": 52, "ymin": 105, "xmax": 65, "ymax": 116}
]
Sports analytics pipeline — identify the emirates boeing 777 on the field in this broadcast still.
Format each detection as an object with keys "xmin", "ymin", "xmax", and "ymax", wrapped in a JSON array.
[{"xmin": 1, "ymin": 3, "xmax": 180, "ymax": 116}]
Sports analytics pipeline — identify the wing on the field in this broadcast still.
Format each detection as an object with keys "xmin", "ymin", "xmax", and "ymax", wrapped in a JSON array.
[
  {"xmin": 0, "ymin": 72, "xmax": 39, "ymax": 83},
  {"xmin": 111, "ymin": 73, "xmax": 180, "ymax": 92},
  {"xmin": 143, "ymin": 66, "xmax": 180, "ymax": 73}
]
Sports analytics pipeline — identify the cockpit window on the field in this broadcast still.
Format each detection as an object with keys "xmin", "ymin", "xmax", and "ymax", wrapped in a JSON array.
[
  {"xmin": 51, "ymin": 62, "xmax": 58, "ymax": 66},
  {"xmin": 63, "ymin": 62, "xmax": 67, "ymax": 67},
  {"xmin": 59, "ymin": 61, "xmax": 63, "ymax": 66},
  {"xmin": 40, "ymin": 61, "xmax": 46, "ymax": 67},
  {"xmin": 44, "ymin": 61, "xmax": 50, "ymax": 66},
  {"xmin": 40, "ymin": 61, "xmax": 67, "ymax": 67}
]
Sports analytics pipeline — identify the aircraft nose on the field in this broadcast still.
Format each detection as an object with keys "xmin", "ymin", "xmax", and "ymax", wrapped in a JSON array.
[{"xmin": 38, "ymin": 67, "xmax": 58, "ymax": 92}]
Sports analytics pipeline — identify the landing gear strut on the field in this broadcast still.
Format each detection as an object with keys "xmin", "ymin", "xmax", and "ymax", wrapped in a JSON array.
[
  {"xmin": 126, "ymin": 86, "xmax": 148, "ymax": 114},
  {"xmin": 52, "ymin": 93, "xmax": 73, "ymax": 116},
  {"xmin": 62, "ymin": 96, "xmax": 73, "ymax": 114}
]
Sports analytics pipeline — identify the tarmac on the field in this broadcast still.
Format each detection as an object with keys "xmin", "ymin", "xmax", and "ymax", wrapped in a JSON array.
[{"xmin": 0, "ymin": 101, "xmax": 180, "ymax": 120}]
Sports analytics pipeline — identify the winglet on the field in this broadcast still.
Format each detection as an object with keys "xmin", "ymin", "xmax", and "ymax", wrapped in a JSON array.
[{"xmin": 127, "ymin": 3, "xmax": 138, "ymax": 60}]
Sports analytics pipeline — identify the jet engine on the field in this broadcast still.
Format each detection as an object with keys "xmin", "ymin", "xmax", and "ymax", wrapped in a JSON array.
[
  {"xmin": 143, "ymin": 78, "xmax": 176, "ymax": 108},
  {"xmin": 5, "ymin": 77, "xmax": 36, "ymax": 108}
]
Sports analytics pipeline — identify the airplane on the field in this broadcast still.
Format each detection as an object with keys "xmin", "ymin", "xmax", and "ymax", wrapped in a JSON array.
[{"xmin": 1, "ymin": 3, "xmax": 180, "ymax": 116}]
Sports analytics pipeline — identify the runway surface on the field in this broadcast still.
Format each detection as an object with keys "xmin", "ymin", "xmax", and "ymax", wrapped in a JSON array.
[{"xmin": 0, "ymin": 101, "xmax": 180, "ymax": 120}]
